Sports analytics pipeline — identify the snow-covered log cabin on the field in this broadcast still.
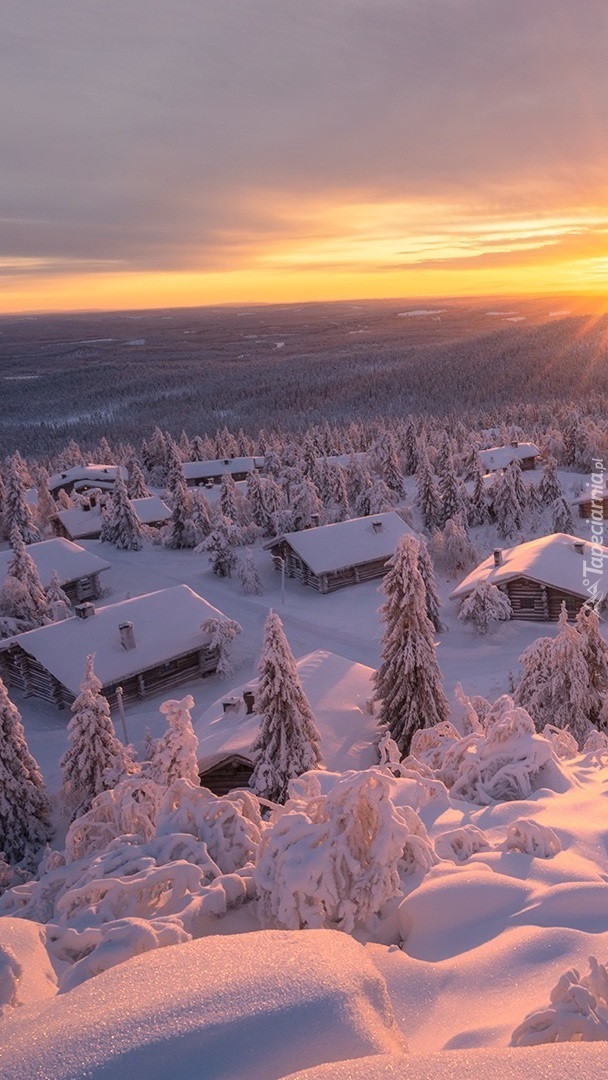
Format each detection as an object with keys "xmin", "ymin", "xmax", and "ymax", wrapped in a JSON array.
[
  {"xmin": 0, "ymin": 538, "xmax": 110, "ymax": 605},
  {"xmin": 450, "ymin": 533, "xmax": 608, "ymax": 620},
  {"xmin": 52, "ymin": 495, "xmax": 172, "ymax": 541},
  {"xmin": 263, "ymin": 512, "xmax": 416, "ymax": 593},
  {"xmin": 182, "ymin": 457, "xmax": 265, "ymax": 487},
  {"xmin": 47, "ymin": 464, "xmax": 127, "ymax": 497},
  {"xmin": 195, "ymin": 651, "xmax": 378, "ymax": 794},
  {"xmin": 574, "ymin": 483, "xmax": 608, "ymax": 520},
  {"xmin": 479, "ymin": 442, "xmax": 540, "ymax": 474},
  {"xmin": 0, "ymin": 585, "xmax": 229, "ymax": 709}
]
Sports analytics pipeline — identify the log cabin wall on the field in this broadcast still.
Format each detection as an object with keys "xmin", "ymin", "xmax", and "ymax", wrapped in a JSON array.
[{"xmin": 504, "ymin": 577, "xmax": 586, "ymax": 621}]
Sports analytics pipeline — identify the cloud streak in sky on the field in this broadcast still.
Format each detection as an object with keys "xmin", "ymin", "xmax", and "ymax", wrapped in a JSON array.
[{"xmin": 3, "ymin": 0, "xmax": 608, "ymax": 307}]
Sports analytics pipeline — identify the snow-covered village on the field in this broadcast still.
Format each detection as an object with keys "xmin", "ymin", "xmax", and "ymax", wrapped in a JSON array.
[{"xmin": 5, "ymin": 2, "xmax": 608, "ymax": 1078}]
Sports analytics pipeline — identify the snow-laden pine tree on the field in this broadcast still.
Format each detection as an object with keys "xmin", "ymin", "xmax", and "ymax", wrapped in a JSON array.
[
  {"xmin": 164, "ymin": 475, "xmax": 192, "ymax": 549},
  {"xmin": 515, "ymin": 605, "xmax": 594, "ymax": 745},
  {"xmin": 417, "ymin": 536, "xmax": 443, "ymax": 632},
  {"xmin": 60, "ymin": 656, "xmax": 133, "ymax": 817},
  {"xmin": 149, "ymin": 695, "xmax": 199, "ymax": 787},
  {"xmin": 415, "ymin": 450, "xmax": 442, "ymax": 531},
  {"xmin": 202, "ymin": 518, "xmax": 237, "ymax": 577},
  {"xmin": 5, "ymin": 529, "xmax": 48, "ymax": 626},
  {"xmin": 2, "ymin": 456, "xmax": 41, "ymax": 544},
  {"xmin": 492, "ymin": 466, "xmax": 524, "ymax": 538},
  {"xmin": 35, "ymin": 472, "xmax": 58, "ymax": 537},
  {"xmin": 290, "ymin": 477, "xmax": 323, "ymax": 531},
  {"xmin": 246, "ymin": 470, "xmax": 269, "ymax": 530},
  {"xmin": 126, "ymin": 458, "xmax": 149, "ymax": 499},
  {"xmin": 433, "ymin": 513, "xmax": 478, "ymax": 574},
  {"xmin": 551, "ymin": 496, "xmax": 574, "ymax": 534},
  {"xmin": 185, "ymin": 488, "xmax": 212, "ymax": 546},
  {"xmin": 458, "ymin": 580, "xmax": 513, "ymax": 634},
  {"xmin": 403, "ymin": 417, "xmax": 419, "ymax": 475},
  {"xmin": 438, "ymin": 459, "xmax": 464, "ymax": 527},
  {"xmin": 575, "ymin": 605, "xmax": 608, "ymax": 726},
  {"xmin": 201, "ymin": 616, "xmax": 243, "ymax": 678},
  {"xmin": 468, "ymin": 461, "xmax": 490, "ymax": 526},
  {"xmin": 0, "ymin": 677, "xmax": 52, "ymax": 864},
  {"xmin": 250, "ymin": 612, "xmax": 323, "ymax": 803},
  {"xmin": 374, "ymin": 534, "xmax": 449, "ymax": 754},
  {"xmin": 45, "ymin": 570, "xmax": 72, "ymax": 621},
  {"xmin": 538, "ymin": 455, "xmax": 563, "ymax": 506},
  {"xmin": 237, "ymin": 549, "xmax": 263, "ymax": 596},
  {"xmin": 355, "ymin": 478, "xmax": 394, "ymax": 518},
  {"xmin": 100, "ymin": 477, "xmax": 143, "ymax": 550}
]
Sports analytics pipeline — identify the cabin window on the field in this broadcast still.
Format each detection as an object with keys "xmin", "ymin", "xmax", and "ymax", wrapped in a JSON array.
[{"xmin": 519, "ymin": 597, "xmax": 536, "ymax": 610}]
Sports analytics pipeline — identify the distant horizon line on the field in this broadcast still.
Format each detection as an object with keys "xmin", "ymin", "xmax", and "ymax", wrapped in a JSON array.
[{"xmin": 1, "ymin": 289, "xmax": 605, "ymax": 321}]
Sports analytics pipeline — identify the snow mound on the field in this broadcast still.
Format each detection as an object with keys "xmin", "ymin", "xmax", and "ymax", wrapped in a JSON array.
[
  {"xmin": 0, "ymin": 930, "xmax": 406, "ymax": 1080},
  {"xmin": 282, "ymin": 1044, "xmax": 608, "ymax": 1079},
  {"xmin": 0, "ymin": 918, "xmax": 57, "ymax": 1011}
]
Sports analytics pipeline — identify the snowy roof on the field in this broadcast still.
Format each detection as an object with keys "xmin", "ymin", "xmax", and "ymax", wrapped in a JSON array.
[
  {"xmin": 573, "ymin": 483, "xmax": 608, "ymax": 506},
  {"xmin": 0, "ymin": 538, "xmax": 110, "ymax": 589},
  {"xmin": 196, "ymin": 649, "xmax": 379, "ymax": 774},
  {"xmin": 264, "ymin": 512, "xmax": 415, "ymax": 575},
  {"xmin": 450, "ymin": 532, "xmax": 608, "ymax": 601},
  {"xmin": 478, "ymin": 443, "xmax": 540, "ymax": 473},
  {"xmin": 0, "ymin": 585, "xmax": 227, "ymax": 695},
  {"xmin": 182, "ymin": 457, "xmax": 264, "ymax": 481},
  {"xmin": 48, "ymin": 464, "xmax": 127, "ymax": 493},
  {"xmin": 55, "ymin": 496, "xmax": 171, "ymax": 538}
]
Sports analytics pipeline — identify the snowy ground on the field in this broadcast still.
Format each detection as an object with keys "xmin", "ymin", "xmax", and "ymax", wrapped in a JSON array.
[{"xmin": 2, "ymin": 466, "xmax": 608, "ymax": 1076}]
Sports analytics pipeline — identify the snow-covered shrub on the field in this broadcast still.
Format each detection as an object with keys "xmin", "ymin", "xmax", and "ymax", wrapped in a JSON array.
[
  {"xmin": 542, "ymin": 724, "xmax": 579, "ymax": 761},
  {"xmin": 434, "ymin": 825, "xmax": 492, "ymax": 863},
  {"xmin": 156, "ymin": 779, "xmax": 263, "ymax": 874},
  {"xmin": 408, "ymin": 697, "xmax": 565, "ymax": 805},
  {"xmin": 65, "ymin": 778, "xmax": 165, "ymax": 862},
  {"xmin": 512, "ymin": 958, "xmax": 608, "ymax": 1045},
  {"xmin": 149, "ymin": 696, "xmax": 199, "ymax": 787},
  {"xmin": 503, "ymin": 819, "xmax": 561, "ymax": 858},
  {"xmin": 254, "ymin": 768, "xmax": 435, "ymax": 933},
  {"xmin": 458, "ymin": 580, "xmax": 512, "ymax": 635}
]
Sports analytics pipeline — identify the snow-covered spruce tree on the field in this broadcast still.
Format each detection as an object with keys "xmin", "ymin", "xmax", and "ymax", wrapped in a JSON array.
[
  {"xmin": 149, "ymin": 695, "xmax": 199, "ymax": 787},
  {"xmin": 5, "ymin": 529, "xmax": 48, "ymax": 626},
  {"xmin": 403, "ymin": 417, "xmax": 419, "ymax": 475},
  {"xmin": 94, "ymin": 436, "xmax": 115, "ymax": 464},
  {"xmin": 415, "ymin": 450, "xmax": 442, "ymax": 531},
  {"xmin": 538, "ymin": 455, "xmax": 563, "ymax": 506},
  {"xmin": 458, "ymin": 580, "xmax": 513, "ymax": 635},
  {"xmin": 237, "ymin": 549, "xmax": 263, "ymax": 596},
  {"xmin": 126, "ymin": 458, "xmax": 149, "ymax": 499},
  {"xmin": 201, "ymin": 616, "xmax": 243, "ymax": 679},
  {"xmin": 100, "ymin": 477, "xmax": 143, "ymax": 550},
  {"xmin": 164, "ymin": 475, "xmax": 192, "ymax": 550},
  {"xmin": 374, "ymin": 534, "xmax": 449, "ymax": 755},
  {"xmin": 492, "ymin": 466, "xmax": 524, "ymax": 539},
  {"xmin": 575, "ymin": 605, "xmax": 608, "ymax": 727},
  {"xmin": 515, "ymin": 604, "xmax": 595, "ymax": 745},
  {"xmin": 290, "ymin": 477, "xmax": 323, "ymax": 532},
  {"xmin": 2, "ymin": 456, "xmax": 41, "ymax": 544},
  {"xmin": 35, "ymin": 472, "xmax": 58, "ymax": 537},
  {"xmin": 433, "ymin": 513, "xmax": 478, "ymax": 575},
  {"xmin": 346, "ymin": 456, "xmax": 373, "ymax": 507},
  {"xmin": 246, "ymin": 470, "xmax": 269, "ymax": 530},
  {"xmin": 250, "ymin": 611, "xmax": 323, "ymax": 803},
  {"xmin": 219, "ymin": 472, "xmax": 239, "ymax": 521},
  {"xmin": 551, "ymin": 495, "xmax": 574, "ymax": 534},
  {"xmin": 202, "ymin": 518, "xmax": 237, "ymax": 577},
  {"xmin": 438, "ymin": 459, "xmax": 465, "ymax": 528},
  {"xmin": 318, "ymin": 462, "xmax": 350, "ymax": 521},
  {"xmin": 185, "ymin": 488, "xmax": 213, "ymax": 546},
  {"xmin": 417, "ymin": 536, "xmax": 443, "ymax": 632},
  {"xmin": 45, "ymin": 570, "xmax": 72, "ymax": 621},
  {"xmin": 380, "ymin": 451, "xmax": 405, "ymax": 500},
  {"xmin": 0, "ymin": 677, "xmax": 52, "ymax": 864},
  {"xmin": 468, "ymin": 461, "xmax": 490, "ymax": 526},
  {"xmin": 355, "ymin": 477, "xmax": 394, "ymax": 517},
  {"xmin": 60, "ymin": 656, "xmax": 133, "ymax": 818}
]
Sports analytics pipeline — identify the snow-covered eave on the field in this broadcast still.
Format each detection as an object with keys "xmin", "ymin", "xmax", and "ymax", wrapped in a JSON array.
[
  {"xmin": 263, "ymin": 535, "xmax": 394, "ymax": 576},
  {"xmin": 449, "ymin": 570, "xmax": 591, "ymax": 602},
  {"xmin": 199, "ymin": 750, "xmax": 256, "ymax": 774}
]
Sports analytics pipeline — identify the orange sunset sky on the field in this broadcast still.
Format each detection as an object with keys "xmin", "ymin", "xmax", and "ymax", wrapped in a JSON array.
[{"xmin": 3, "ymin": 1, "xmax": 608, "ymax": 314}]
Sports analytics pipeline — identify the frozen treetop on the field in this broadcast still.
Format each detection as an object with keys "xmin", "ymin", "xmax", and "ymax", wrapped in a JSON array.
[
  {"xmin": 55, "ymin": 496, "xmax": 171, "ymax": 538},
  {"xmin": 195, "ymin": 650, "xmax": 379, "ymax": 774},
  {"xmin": 182, "ymin": 456, "xmax": 265, "ymax": 481},
  {"xmin": 0, "ymin": 585, "xmax": 228, "ymax": 695},
  {"xmin": 264, "ymin": 512, "xmax": 416, "ymax": 575},
  {"xmin": 0, "ymin": 538, "xmax": 110, "ymax": 589},
  {"xmin": 451, "ymin": 533, "xmax": 608, "ymax": 601},
  {"xmin": 478, "ymin": 443, "xmax": 540, "ymax": 473},
  {"xmin": 47, "ymin": 464, "xmax": 127, "ymax": 494}
]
